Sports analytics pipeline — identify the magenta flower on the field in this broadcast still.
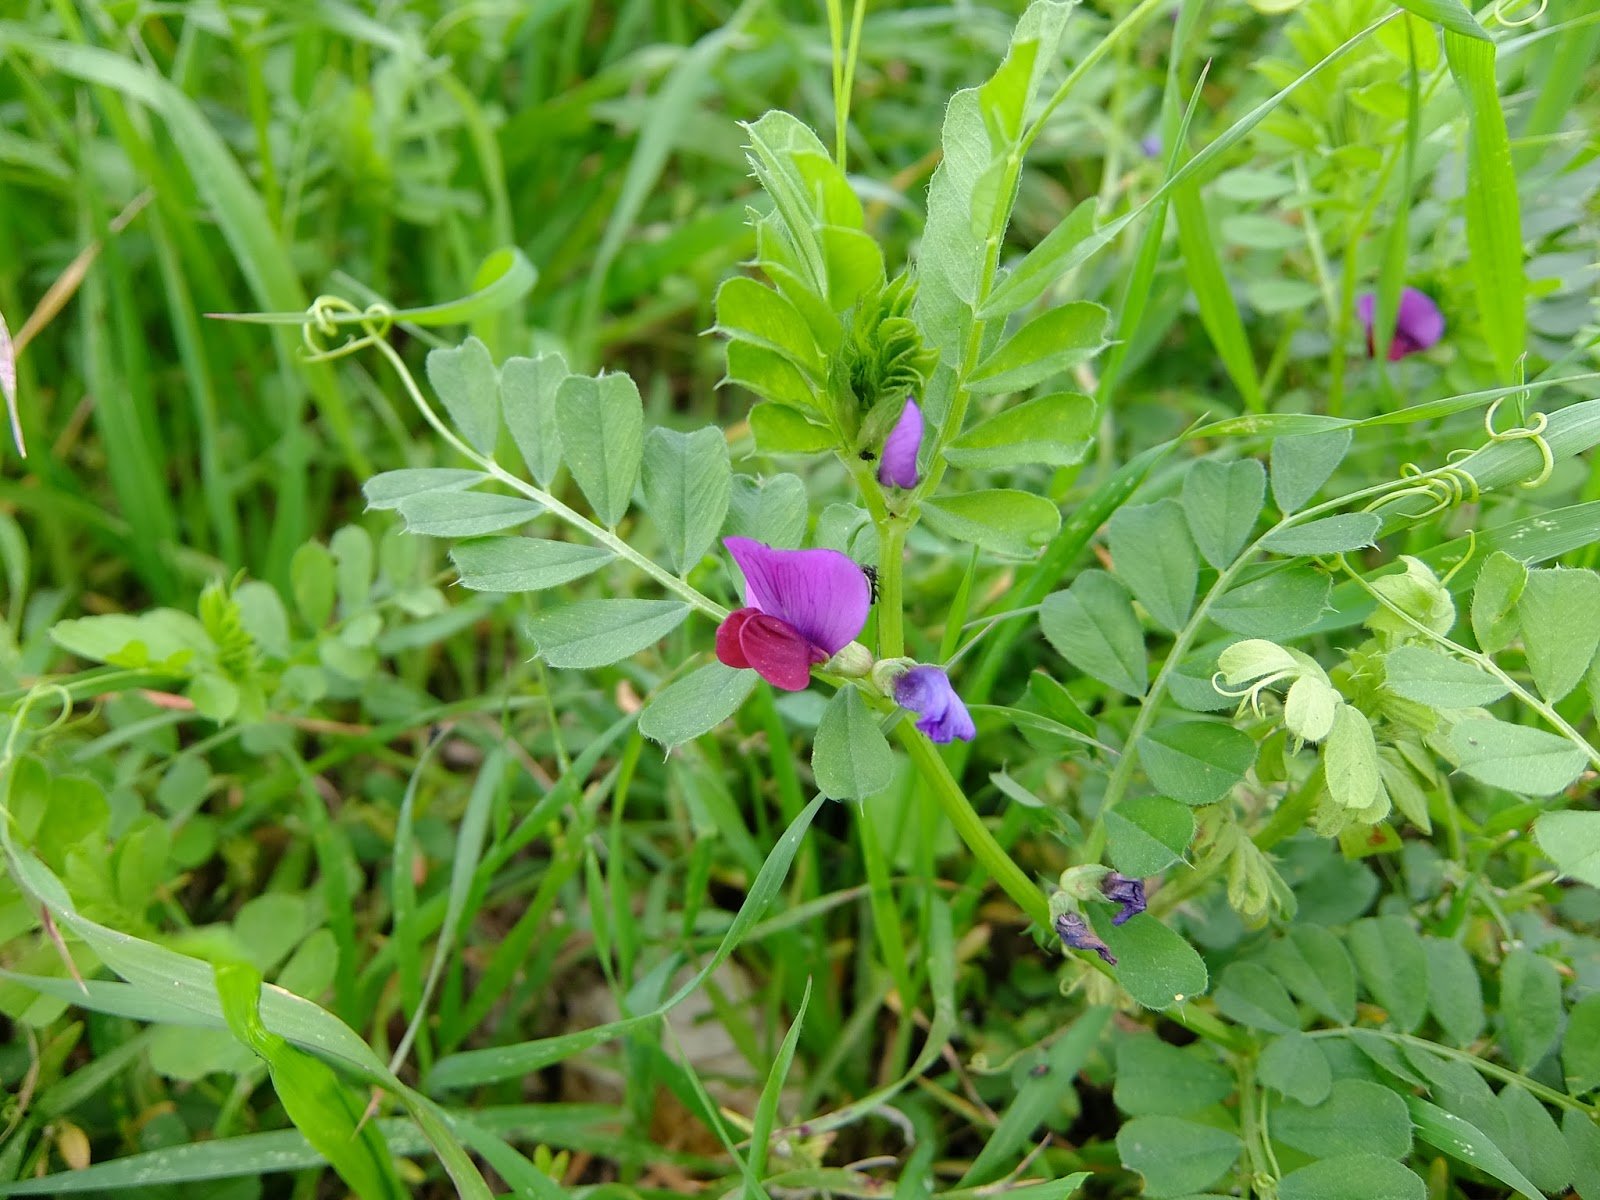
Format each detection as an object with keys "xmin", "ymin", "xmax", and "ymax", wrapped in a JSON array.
[
  {"xmin": 1357, "ymin": 287, "xmax": 1445, "ymax": 361},
  {"xmin": 1055, "ymin": 911, "xmax": 1116, "ymax": 965},
  {"xmin": 1102, "ymin": 873, "xmax": 1147, "ymax": 925},
  {"xmin": 716, "ymin": 537, "xmax": 870, "ymax": 692},
  {"xmin": 878, "ymin": 398, "xmax": 923, "ymax": 489},
  {"xmin": 893, "ymin": 665, "xmax": 976, "ymax": 744}
]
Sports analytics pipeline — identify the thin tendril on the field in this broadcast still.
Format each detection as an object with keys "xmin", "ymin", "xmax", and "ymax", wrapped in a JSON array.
[{"xmin": 1484, "ymin": 394, "xmax": 1554, "ymax": 489}]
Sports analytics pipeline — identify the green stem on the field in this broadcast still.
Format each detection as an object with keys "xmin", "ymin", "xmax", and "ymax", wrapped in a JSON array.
[{"xmin": 877, "ymin": 519, "xmax": 908, "ymax": 659}]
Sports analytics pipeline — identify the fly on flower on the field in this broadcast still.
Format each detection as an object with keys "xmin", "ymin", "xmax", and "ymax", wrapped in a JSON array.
[
  {"xmin": 1357, "ymin": 287, "xmax": 1444, "ymax": 361},
  {"xmin": 715, "ymin": 537, "xmax": 870, "ymax": 692}
]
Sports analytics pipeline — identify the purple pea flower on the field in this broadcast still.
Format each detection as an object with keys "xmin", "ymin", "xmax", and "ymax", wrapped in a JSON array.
[
  {"xmin": 716, "ymin": 537, "xmax": 870, "ymax": 692},
  {"xmin": 1102, "ymin": 873, "xmax": 1147, "ymax": 925},
  {"xmin": 1139, "ymin": 135, "xmax": 1163, "ymax": 159},
  {"xmin": 893, "ymin": 665, "xmax": 976, "ymax": 744},
  {"xmin": 1356, "ymin": 287, "xmax": 1445, "ymax": 361},
  {"xmin": 878, "ymin": 398, "xmax": 923, "ymax": 489},
  {"xmin": 1055, "ymin": 911, "xmax": 1116, "ymax": 965}
]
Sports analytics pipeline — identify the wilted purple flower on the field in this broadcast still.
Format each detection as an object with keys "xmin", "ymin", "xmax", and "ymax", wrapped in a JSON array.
[
  {"xmin": 878, "ymin": 398, "xmax": 923, "ymax": 489},
  {"xmin": 1102, "ymin": 873, "xmax": 1147, "ymax": 925},
  {"xmin": 893, "ymin": 665, "xmax": 976, "ymax": 743},
  {"xmin": 1357, "ymin": 287, "xmax": 1445, "ymax": 361},
  {"xmin": 716, "ymin": 537, "xmax": 870, "ymax": 692},
  {"xmin": 1055, "ymin": 911, "xmax": 1116, "ymax": 965}
]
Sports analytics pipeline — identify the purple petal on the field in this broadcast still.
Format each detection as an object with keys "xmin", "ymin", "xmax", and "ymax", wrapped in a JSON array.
[
  {"xmin": 1356, "ymin": 292, "xmax": 1377, "ymax": 333},
  {"xmin": 1140, "ymin": 135, "xmax": 1163, "ymax": 159},
  {"xmin": 1055, "ymin": 912, "xmax": 1116, "ymax": 965},
  {"xmin": 1395, "ymin": 287, "xmax": 1444, "ymax": 352},
  {"xmin": 1102, "ymin": 873, "xmax": 1147, "ymax": 925},
  {"xmin": 724, "ymin": 537, "xmax": 870, "ymax": 656},
  {"xmin": 893, "ymin": 665, "xmax": 976, "ymax": 744},
  {"xmin": 877, "ymin": 397, "xmax": 923, "ymax": 489}
]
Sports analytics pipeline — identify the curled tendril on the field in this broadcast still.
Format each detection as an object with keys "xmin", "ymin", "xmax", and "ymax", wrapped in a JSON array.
[
  {"xmin": 1365, "ymin": 461, "xmax": 1481, "ymax": 519},
  {"xmin": 1211, "ymin": 670, "xmax": 1294, "ymax": 719},
  {"xmin": 1494, "ymin": 0, "xmax": 1545, "ymax": 27},
  {"xmin": 1, "ymin": 682, "xmax": 76, "ymax": 767},
  {"xmin": 1484, "ymin": 394, "xmax": 1554, "ymax": 490},
  {"xmin": 1441, "ymin": 528, "xmax": 1477, "ymax": 587},
  {"xmin": 301, "ymin": 296, "xmax": 395, "ymax": 362}
]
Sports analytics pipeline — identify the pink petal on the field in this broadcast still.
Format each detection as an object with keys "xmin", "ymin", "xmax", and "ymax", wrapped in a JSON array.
[
  {"xmin": 715, "ymin": 607, "xmax": 757, "ymax": 669},
  {"xmin": 724, "ymin": 537, "xmax": 870, "ymax": 656},
  {"xmin": 877, "ymin": 397, "xmax": 923, "ymax": 489},
  {"xmin": 737, "ymin": 612, "xmax": 823, "ymax": 691}
]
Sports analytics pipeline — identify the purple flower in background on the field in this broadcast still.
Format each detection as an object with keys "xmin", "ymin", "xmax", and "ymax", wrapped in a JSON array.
[
  {"xmin": 1055, "ymin": 911, "xmax": 1116, "ymax": 965},
  {"xmin": 1102, "ymin": 873, "xmax": 1147, "ymax": 925},
  {"xmin": 893, "ymin": 665, "xmax": 976, "ymax": 744},
  {"xmin": 1139, "ymin": 135, "xmax": 1163, "ymax": 159},
  {"xmin": 878, "ymin": 398, "xmax": 923, "ymax": 489},
  {"xmin": 1357, "ymin": 287, "xmax": 1445, "ymax": 361},
  {"xmin": 716, "ymin": 537, "xmax": 870, "ymax": 692}
]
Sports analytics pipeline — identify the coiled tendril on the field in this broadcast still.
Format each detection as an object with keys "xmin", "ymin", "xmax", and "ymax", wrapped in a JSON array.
[
  {"xmin": 1494, "ymin": 0, "xmax": 1546, "ymax": 27},
  {"xmin": 1483, "ymin": 392, "xmax": 1554, "ymax": 490},
  {"xmin": 1366, "ymin": 461, "xmax": 1481, "ymax": 520},
  {"xmin": 301, "ymin": 296, "xmax": 395, "ymax": 362}
]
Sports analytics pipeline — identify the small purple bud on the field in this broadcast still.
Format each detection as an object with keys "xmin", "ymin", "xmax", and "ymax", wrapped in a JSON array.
[
  {"xmin": 878, "ymin": 397, "xmax": 923, "ymax": 489},
  {"xmin": 893, "ymin": 665, "xmax": 976, "ymax": 744},
  {"xmin": 1140, "ymin": 135, "xmax": 1163, "ymax": 159},
  {"xmin": 1356, "ymin": 287, "xmax": 1445, "ymax": 361},
  {"xmin": 1055, "ymin": 911, "xmax": 1116, "ymax": 965},
  {"xmin": 1102, "ymin": 873, "xmax": 1147, "ymax": 925}
]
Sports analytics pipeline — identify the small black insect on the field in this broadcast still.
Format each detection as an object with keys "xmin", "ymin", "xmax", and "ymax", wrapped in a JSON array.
[
  {"xmin": 861, "ymin": 565, "xmax": 880, "ymax": 604},
  {"xmin": 1028, "ymin": 1063, "xmax": 1051, "ymax": 1078},
  {"xmin": 859, "ymin": 449, "xmax": 877, "ymax": 461}
]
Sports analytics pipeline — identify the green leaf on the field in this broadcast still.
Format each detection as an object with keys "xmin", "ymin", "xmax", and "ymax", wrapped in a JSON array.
[
  {"xmin": 1040, "ymin": 571, "xmax": 1147, "ymax": 697},
  {"xmin": 500, "ymin": 352, "xmax": 568, "ymax": 487},
  {"xmin": 921, "ymin": 490, "xmax": 1061, "ymax": 557},
  {"xmin": 1106, "ymin": 795, "xmax": 1195, "ymax": 877},
  {"xmin": 1261, "ymin": 514, "xmax": 1381, "ymax": 557},
  {"xmin": 1392, "ymin": 0, "xmax": 1488, "ymax": 39},
  {"xmin": 1274, "ymin": 1079, "xmax": 1413, "ymax": 1159},
  {"xmin": 1348, "ymin": 916, "xmax": 1428, "ymax": 1033},
  {"xmin": 1324, "ymin": 704, "xmax": 1386, "ymax": 813},
  {"xmin": 1499, "ymin": 949, "xmax": 1563, "ymax": 1071},
  {"xmin": 1518, "ymin": 568, "xmax": 1600, "ymax": 702},
  {"xmin": 726, "ymin": 473, "xmax": 808, "ymax": 549},
  {"xmin": 1408, "ymin": 1096, "xmax": 1543, "ymax": 1200},
  {"xmin": 979, "ymin": 198, "xmax": 1100, "ymax": 319},
  {"xmin": 1451, "ymin": 718, "xmax": 1586, "ymax": 797},
  {"xmin": 1113, "ymin": 1036, "xmax": 1233, "ymax": 1117},
  {"xmin": 1258, "ymin": 1032, "xmax": 1333, "ymax": 1106},
  {"xmin": 450, "ymin": 538, "xmax": 614, "ymax": 592},
  {"xmin": 1422, "ymin": 936, "xmax": 1485, "ymax": 1047},
  {"xmin": 713, "ymin": 276, "xmax": 824, "ymax": 376},
  {"xmin": 1265, "ymin": 926, "xmax": 1357, "ymax": 1024},
  {"xmin": 1277, "ymin": 1154, "xmax": 1425, "ymax": 1200},
  {"xmin": 1173, "ymin": 178, "xmax": 1262, "ymax": 411},
  {"xmin": 396, "ymin": 492, "xmax": 543, "ymax": 538},
  {"xmin": 1383, "ymin": 646, "xmax": 1509, "ymax": 708},
  {"xmin": 968, "ymin": 302, "xmax": 1111, "ymax": 395},
  {"xmin": 642, "ymin": 426, "xmax": 732, "ymax": 574},
  {"xmin": 639, "ymin": 662, "xmax": 758, "ymax": 750},
  {"xmin": 1107, "ymin": 500, "xmax": 1198, "ymax": 632},
  {"xmin": 522, "ymin": 600, "xmax": 689, "ymax": 669},
  {"xmin": 1271, "ymin": 429, "xmax": 1352, "ymax": 513},
  {"xmin": 1183, "ymin": 459, "xmax": 1265, "ymax": 569},
  {"xmin": 1470, "ymin": 550, "xmax": 1527, "ymax": 654},
  {"xmin": 945, "ymin": 392, "xmax": 1095, "ymax": 470},
  {"xmin": 1214, "ymin": 961, "xmax": 1301, "ymax": 1033},
  {"xmin": 1210, "ymin": 567, "xmax": 1331, "ymax": 639},
  {"xmin": 1565, "ymin": 994, "xmax": 1600, "ymax": 1095},
  {"xmin": 1116, "ymin": 1115, "xmax": 1240, "ymax": 1197},
  {"xmin": 725, "ymin": 341, "xmax": 819, "ymax": 412},
  {"xmin": 1534, "ymin": 811, "xmax": 1600, "ymax": 886},
  {"xmin": 363, "ymin": 469, "xmax": 487, "ymax": 511},
  {"xmin": 819, "ymin": 225, "xmax": 884, "ymax": 310},
  {"xmin": 426, "ymin": 337, "xmax": 500, "ymax": 455},
  {"xmin": 812, "ymin": 688, "xmax": 894, "ymax": 801},
  {"xmin": 750, "ymin": 402, "xmax": 835, "ymax": 455},
  {"xmin": 1564, "ymin": 1108, "xmax": 1600, "ymax": 1200},
  {"xmin": 555, "ymin": 373, "xmax": 644, "ymax": 528},
  {"xmin": 1093, "ymin": 910, "xmax": 1210, "ymax": 1011},
  {"xmin": 50, "ymin": 610, "xmax": 210, "ymax": 673},
  {"xmin": 1138, "ymin": 722, "xmax": 1256, "ymax": 807},
  {"xmin": 1499, "ymin": 1084, "xmax": 1573, "ymax": 1196}
]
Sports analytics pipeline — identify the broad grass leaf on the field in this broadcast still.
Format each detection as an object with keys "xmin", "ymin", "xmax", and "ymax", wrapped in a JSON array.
[
  {"xmin": 1451, "ymin": 718, "xmax": 1586, "ymax": 796},
  {"xmin": 642, "ymin": 426, "xmax": 732, "ymax": 573},
  {"xmin": 968, "ymin": 302, "xmax": 1111, "ymax": 394},
  {"xmin": 1258, "ymin": 1032, "xmax": 1332, "ymax": 1106},
  {"xmin": 1092, "ymin": 910, "xmax": 1209, "ymax": 1010},
  {"xmin": 1106, "ymin": 795, "xmax": 1194, "ymax": 876},
  {"xmin": 523, "ymin": 600, "xmax": 689, "ymax": 669},
  {"xmin": 1173, "ymin": 179, "xmax": 1261, "ymax": 410},
  {"xmin": 1271, "ymin": 429, "xmax": 1352, "ymax": 513},
  {"xmin": 500, "ymin": 352, "xmax": 568, "ymax": 487},
  {"xmin": 812, "ymin": 688, "xmax": 893, "ymax": 801},
  {"xmin": 363, "ymin": 469, "xmax": 487, "ymax": 511},
  {"xmin": 451, "ymin": 538, "xmax": 614, "ymax": 592},
  {"xmin": 1421, "ymin": 936, "xmax": 1485, "ymax": 1047},
  {"xmin": 1534, "ymin": 811, "xmax": 1600, "ymax": 886},
  {"xmin": 1470, "ymin": 550, "xmax": 1527, "ymax": 653},
  {"xmin": 555, "ymin": 373, "xmax": 644, "ymax": 528},
  {"xmin": 747, "ymin": 980, "xmax": 812, "ymax": 1182},
  {"xmin": 1183, "ymin": 459, "xmax": 1265, "ymax": 568},
  {"xmin": 945, "ymin": 392, "xmax": 1095, "ymax": 470},
  {"xmin": 1261, "ymin": 514, "xmax": 1381, "ymax": 557},
  {"xmin": 1107, "ymin": 500, "xmax": 1197, "ymax": 631},
  {"xmin": 1116, "ymin": 1115, "xmax": 1240, "ymax": 1196},
  {"xmin": 640, "ymin": 662, "xmax": 758, "ymax": 750},
  {"xmin": 1274, "ymin": 1079, "xmax": 1413, "ymax": 1159},
  {"xmin": 1383, "ymin": 645, "xmax": 1508, "ymax": 708},
  {"xmin": 1392, "ymin": 0, "xmax": 1488, "ymax": 39},
  {"xmin": 1348, "ymin": 916, "xmax": 1428, "ymax": 1032},
  {"xmin": 1210, "ymin": 567, "xmax": 1331, "ymax": 639},
  {"xmin": 1138, "ymin": 722, "xmax": 1256, "ymax": 807},
  {"xmin": 1499, "ymin": 948, "xmax": 1563, "ymax": 1071},
  {"xmin": 426, "ymin": 337, "xmax": 500, "ymax": 454},
  {"xmin": 1040, "ymin": 571, "xmax": 1147, "ymax": 697},
  {"xmin": 1408, "ymin": 1096, "xmax": 1543, "ymax": 1200},
  {"xmin": 1277, "ymin": 1154, "xmax": 1425, "ymax": 1200},
  {"xmin": 397, "ymin": 492, "xmax": 543, "ymax": 538},
  {"xmin": 1265, "ymin": 926, "xmax": 1357, "ymax": 1024},
  {"xmin": 1214, "ymin": 961, "xmax": 1300, "ymax": 1032},
  {"xmin": 1113, "ymin": 1036, "xmax": 1233, "ymax": 1117},
  {"xmin": 921, "ymin": 490, "xmax": 1061, "ymax": 557},
  {"xmin": 1517, "ymin": 568, "xmax": 1600, "ymax": 702}
]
